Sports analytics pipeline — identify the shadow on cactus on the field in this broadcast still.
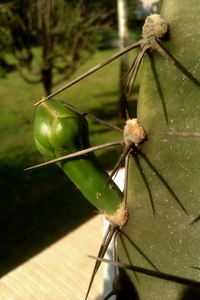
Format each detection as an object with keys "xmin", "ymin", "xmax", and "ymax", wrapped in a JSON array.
[{"xmin": 88, "ymin": 256, "xmax": 200, "ymax": 291}]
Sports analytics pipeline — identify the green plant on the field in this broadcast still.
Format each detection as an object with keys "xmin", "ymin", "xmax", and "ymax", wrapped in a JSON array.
[
  {"xmin": 116, "ymin": 1, "xmax": 200, "ymax": 299},
  {"xmin": 31, "ymin": 98, "xmax": 147, "ymax": 299},
  {"xmin": 34, "ymin": 99, "xmax": 126, "ymax": 217},
  {"xmin": 32, "ymin": 0, "xmax": 200, "ymax": 299}
]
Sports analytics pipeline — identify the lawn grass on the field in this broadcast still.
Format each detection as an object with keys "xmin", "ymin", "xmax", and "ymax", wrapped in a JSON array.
[{"xmin": 0, "ymin": 48, "xmax": 141, "ymax": 276}]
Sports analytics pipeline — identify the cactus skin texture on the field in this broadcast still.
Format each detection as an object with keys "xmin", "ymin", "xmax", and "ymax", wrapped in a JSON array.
[{"xmin": 117, "ymin": 1, "xmax": 200, "ymax": 299}]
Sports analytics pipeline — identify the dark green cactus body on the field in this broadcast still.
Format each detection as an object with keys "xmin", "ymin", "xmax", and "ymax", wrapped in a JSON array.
[{"xmin": 117, "ymin": 1, "xmax": 200, "ymax": 299}]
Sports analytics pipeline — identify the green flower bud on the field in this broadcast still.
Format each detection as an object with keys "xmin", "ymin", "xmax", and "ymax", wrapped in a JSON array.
[{"xmin": 34, "ymin": 99, "xmax": 128, "ymax": 226}]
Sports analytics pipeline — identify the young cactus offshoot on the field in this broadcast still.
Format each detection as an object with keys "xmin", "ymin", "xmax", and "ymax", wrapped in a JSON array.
[
  {"xmin": 29, "ymin": 99, "xmax": 146, "ymax": 299},
  {"xmin": 34, "ymin": 98, "xmax": 127, "ymax": 224}
]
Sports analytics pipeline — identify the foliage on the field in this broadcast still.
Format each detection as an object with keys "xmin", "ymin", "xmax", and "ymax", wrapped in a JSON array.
[{"xmin": 0, "ymin": 0, "xmax": 114, "ymax": 95}]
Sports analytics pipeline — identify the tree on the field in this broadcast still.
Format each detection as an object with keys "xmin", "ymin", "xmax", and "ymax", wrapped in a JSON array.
[
  {"xmin": 117, "ymin": 0, "xmax": 130, "ymax": 118},
  {"xmin": 0, "ymin": 0, "xmax": 114, "ymax": 95}
]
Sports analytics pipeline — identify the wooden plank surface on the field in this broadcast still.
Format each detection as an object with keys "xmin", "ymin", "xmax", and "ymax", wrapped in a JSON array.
[
  {"xmin": 0, "ymin": 169, "xmax": 124, "ymax": 300},
  {"xmin": 0, "ymin": 215, "xmax": 104, "ymax": 300}
]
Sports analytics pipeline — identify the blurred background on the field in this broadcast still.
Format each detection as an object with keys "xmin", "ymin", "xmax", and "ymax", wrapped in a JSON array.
[{"xmin": 0, "ymin": 0, "xmax": 161, "ymax": 277}]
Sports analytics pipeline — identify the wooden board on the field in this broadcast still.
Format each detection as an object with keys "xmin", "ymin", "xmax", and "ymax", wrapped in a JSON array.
[{"xmin": 0, "ymin": 215, "xmax": 104, "ymax": 300}]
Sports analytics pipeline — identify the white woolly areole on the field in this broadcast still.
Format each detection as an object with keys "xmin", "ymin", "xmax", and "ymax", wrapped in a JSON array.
[
  {"xmin": 142, "ymin": 14, "xmax": 169, "ymax": 40},
  {"xmin": 124, "ymin": 118, "xmax": 146, "ymax": 147},
  {"xmin": 104, "ymin": 201, "xmax": 129, "ymax": 228}
]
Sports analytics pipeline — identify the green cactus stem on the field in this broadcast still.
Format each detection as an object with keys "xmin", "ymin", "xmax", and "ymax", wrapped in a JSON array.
[
  {"xmin": 117, "ymin": 1, "xmax": 200, "ymax": 299},
  {"xmin": 34, "ymin": 99, "xmax": 127, "ymax": 224}
]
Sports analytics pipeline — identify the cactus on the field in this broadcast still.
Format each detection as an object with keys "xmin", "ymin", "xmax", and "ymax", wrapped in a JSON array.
[
  {"xmin": 33, "ymin": 99, "xmax": 126, "ymax": 218},
  {"xmin": 32, "ymin": 0, "xmax": 200, "ymax": 298},
  {"xmin": 32, "ymin": 98, "xmax": 147, "ymax": 299},
  {"xmin": 116, "ymin": 0, "xmax": 200, "ymax": 299}
]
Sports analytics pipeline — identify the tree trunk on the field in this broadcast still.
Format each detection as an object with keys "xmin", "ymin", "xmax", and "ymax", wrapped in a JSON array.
[
  {"xmin": 41, "ymin": 65, "xmax": 52, "ymax": 96},
  {"xmin": 117, "ymin": 0, "xmax": 129, "ymax": 119}
]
